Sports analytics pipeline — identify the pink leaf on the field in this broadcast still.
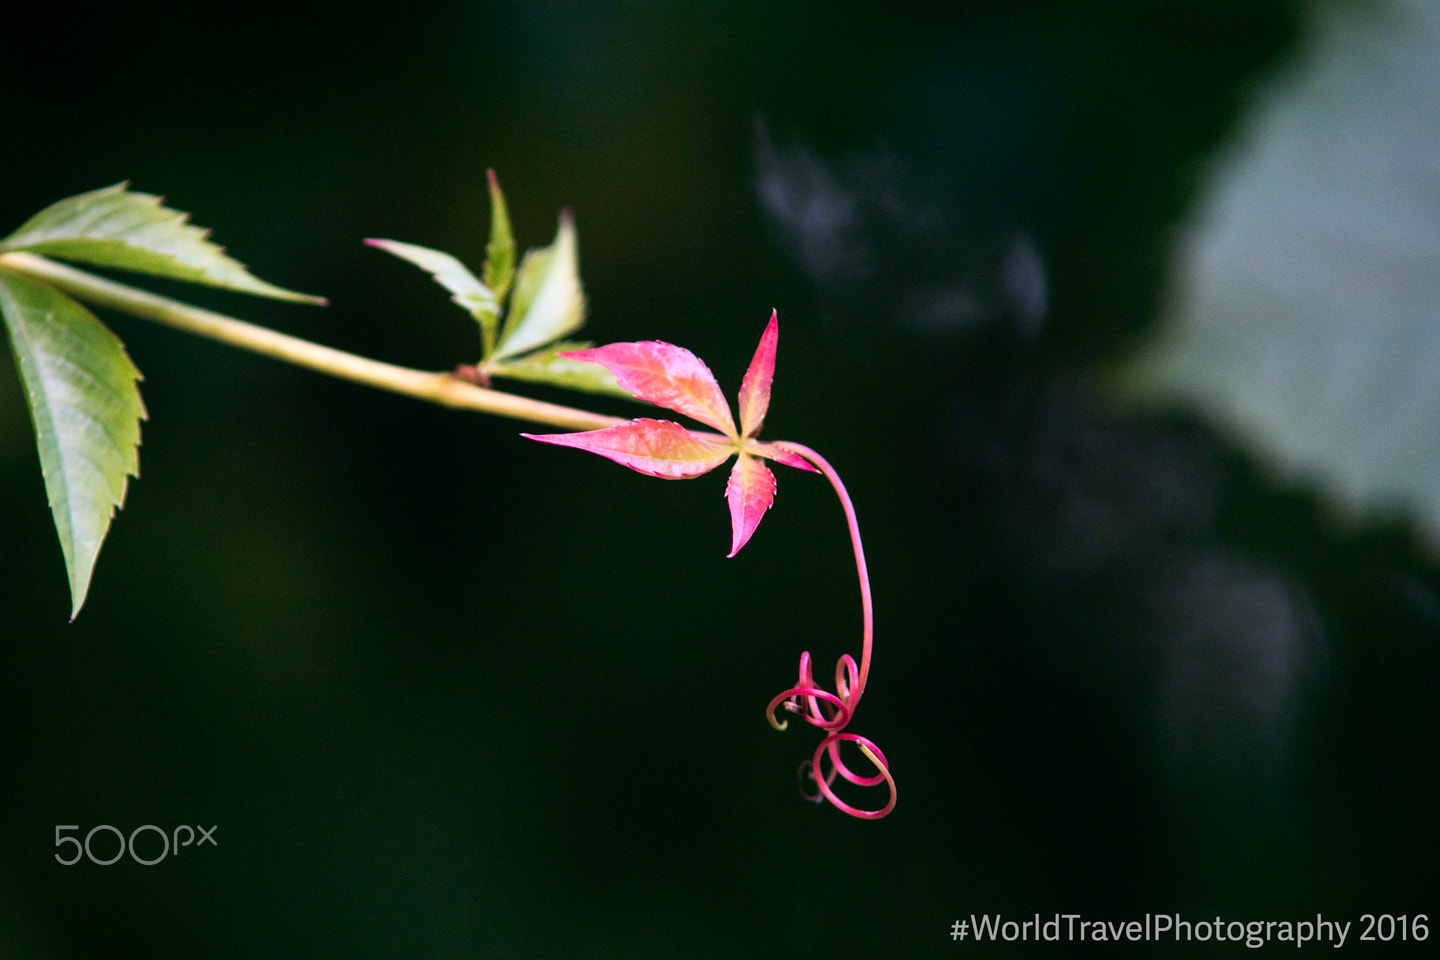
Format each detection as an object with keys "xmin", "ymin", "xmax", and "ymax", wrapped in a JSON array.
[
  {"xmin": 749, "ymin": 440, "xmax": 820, "ymax": 473},
  {"xmin": 562, "ymin": 341, "xmax": 737, "ymax": 437},
  {"xmin": 737, "ymin": 310, "xmax": 778, "ymax": 439},
  {"xmin": 523, "ymin": 419, "xmax": 732, "ymax": 479},
  {"xmin": 725, "ymin": 454, "xmax": 777, "ymax": 557}
]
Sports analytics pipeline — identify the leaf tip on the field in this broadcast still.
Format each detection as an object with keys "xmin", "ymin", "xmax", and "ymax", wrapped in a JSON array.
[{"xmin": 725, "ymin": 455, "xmax": 776, "ymax": 557}]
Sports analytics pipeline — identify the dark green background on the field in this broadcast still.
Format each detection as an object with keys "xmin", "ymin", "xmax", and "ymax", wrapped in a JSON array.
[{"xmin": 4, "ymin": 2, "xmax": 1436, "ymax": 957}]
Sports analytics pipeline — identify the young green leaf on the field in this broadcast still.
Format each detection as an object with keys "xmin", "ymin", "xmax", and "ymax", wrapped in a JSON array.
[
  {"xmin": 0, "ymin": 183, "xmax": 324, "ymax": 304},
  {"xmin": 371, "ymin": 182, "xmax": 603, "ymax": 392},
  {"xmin": 483, "ymin": 169, "xmax": 515, "ymax": 306},
  {"xmin": 364, "ymin": 238, "xmax": 498, "ymax": 329},
  {"xmin": 492, "ymin": 212, "xmax": 585, "ymax": 362},
  {"xmin": 481, "ymin": 341, "xmax": 632, "ymax": 397},
  {"xmin": 0, "ymin": 269, "xmax": 145, "ymax": 618}
]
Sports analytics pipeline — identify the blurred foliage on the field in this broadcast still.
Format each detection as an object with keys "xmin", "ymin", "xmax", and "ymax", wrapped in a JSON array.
[
  {"xmin": 1131, "ymin": 0, "xmax": 1440, "ymax": 544},
  {"xmin": 3, "ymin": 1, "xmax": 1437, "ymax": 959}
]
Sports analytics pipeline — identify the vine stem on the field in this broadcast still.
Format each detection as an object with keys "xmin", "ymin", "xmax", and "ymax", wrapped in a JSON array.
[
  {"xmin": 0, "ymin": 251, "xmax": 625, "ymax": 433},
  {"xmin": 774, "ymin": 440, "xmax": 873, "ymax": 701},
  {"xmin": 768, "ymin": 439, "xmax": 894, "ymax": 819}
]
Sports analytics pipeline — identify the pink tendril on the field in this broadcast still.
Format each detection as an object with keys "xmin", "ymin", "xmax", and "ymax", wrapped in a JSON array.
[{"xmin": 765, "ymin": 441, "xmax": 895, "ymax": 819}]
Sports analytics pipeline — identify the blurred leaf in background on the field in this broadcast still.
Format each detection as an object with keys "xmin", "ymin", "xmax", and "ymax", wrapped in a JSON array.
[{"xmin": 1130, "ymin": 0, "xmax": 1440, "ymax": 541}]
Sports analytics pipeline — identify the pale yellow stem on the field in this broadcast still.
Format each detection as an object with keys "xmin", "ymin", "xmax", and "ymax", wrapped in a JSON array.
[{"xmin": 0, "ymin": 251, "xmax": 626, "ymax": 433}]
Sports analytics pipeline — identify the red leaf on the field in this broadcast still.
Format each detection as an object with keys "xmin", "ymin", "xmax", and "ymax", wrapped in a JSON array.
[
  {"xmin": 538, "ymin": 314, "xmax": 813, "ymax": 555},
  {"xmin": 725, "ymin": 454, "xmax": 777, "ymax": 557},
  {"xmin": 562, "ymin": 341, "xmax": 737, "ymax": 437},
  {"xmin": 749, "ymin": 440, "xmax": 820, "ymax": 473},
  {"xmin": 523, "ymin": 419, "xmax": 732, "ymax": 479},
  {"xmin": 737, "ymin": 310, "xmax": 778, "ymax": 439}
]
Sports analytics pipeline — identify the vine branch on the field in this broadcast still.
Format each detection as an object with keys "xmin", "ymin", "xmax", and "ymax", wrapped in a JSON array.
[{"xmin": 0, "ymin": 251, "xmax": 625, "ymax": 433}]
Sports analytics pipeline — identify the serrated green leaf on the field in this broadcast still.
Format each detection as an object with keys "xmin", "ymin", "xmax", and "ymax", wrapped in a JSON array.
[
  {"xmin": 483, "ymin": 170, "xmax": 515, "ymax": 308},
  {"xmin": 365, "ymin": 238, "xmax": 498, "ymax": 335},
  {"xmin": 483, "ymin": 341, "xmax": 633, "ymax": 397},
  {"xmin": 493, "ymin": 212, "xmax": 585, "ymax": 362},
  {"xmin": 0, "ymin": 183, "xmax": 323, "ymax": 304},
  {"xmin": 0, "ymin": 268, "xmax": 146, "ymax": 618}
]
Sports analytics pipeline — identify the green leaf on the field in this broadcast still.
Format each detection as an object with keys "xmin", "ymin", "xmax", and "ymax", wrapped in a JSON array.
[
  {"xmin": 0, "ymin": 183, "xmax": 324, "ymax": 304},
  {"xmin": 483, "ymin": 170, "xmax": 515, "ymax": 307},
  {"xmin": 483, "ymin": 341, "xmax": 633, "ymax": 397},
  {"xmin": 0, "ymin": 268, "xmax": 146, "ymax": 618},
  {"xmin": 492, "ymin": 212, "xmax": 585, "ymax": 362},
  {"xmin": 365, "ymin": 238, "xmax": 498, "ymax": 333}
]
